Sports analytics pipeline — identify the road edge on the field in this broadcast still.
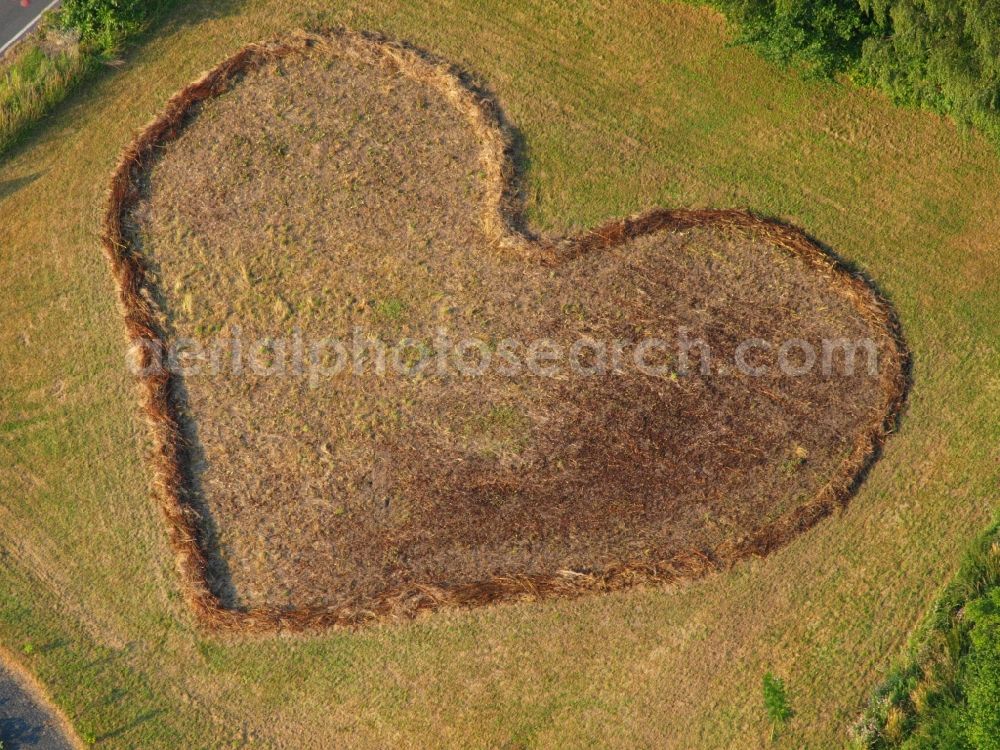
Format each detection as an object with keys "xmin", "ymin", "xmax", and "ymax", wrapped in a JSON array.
[{"xmin": 0, "ymin": 643, "xmax": 85, "ymax": 750}]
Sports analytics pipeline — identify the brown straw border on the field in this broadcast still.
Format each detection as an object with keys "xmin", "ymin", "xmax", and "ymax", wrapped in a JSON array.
[{"xmin": 102, "ymin": 29, "xmax": 909, "ymax": 633}]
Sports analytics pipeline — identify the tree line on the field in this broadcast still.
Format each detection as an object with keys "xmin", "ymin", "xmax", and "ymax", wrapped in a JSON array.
[{"xmin": 706, "ymin": 0, "xmax": 1000, "ymax": 145}]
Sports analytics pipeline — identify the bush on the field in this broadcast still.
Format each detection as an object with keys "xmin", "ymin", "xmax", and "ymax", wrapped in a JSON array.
[
  {"xmin": 854, "ymin": 537, "xmax": 1000, "ymax": 748},
  {"xmin": 55, "ymin": 0, "xmax": 186, "ymax": 56},
  {"xmin": 0, "ymin": 0, "xmax": 181, "ymax": 159},
  {"xmin": 861, "ymin": 0, "xmax": 1000, "ymax": 142},
  {"xmin": 964, "ymin": 588, "xmax": 1000, "ymax": 750},
  {"xmin": 703, "ymin": 0, "xmax": 1000, "ymax": 147},
  {"xmin": 710, "ymin": 0, "xmax": 876, "ymax": 76},
  {"xmin": 58, "ymin": 0, "xmax": 166, "ymax": 54},
  {"xmin": 762, "ymin": 672, "xmax": 794, "ymax": 739}
]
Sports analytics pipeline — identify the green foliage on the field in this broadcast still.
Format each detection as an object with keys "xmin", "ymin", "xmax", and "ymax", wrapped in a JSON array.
[
  {"xmin": 855, "ymin": 536, "xmax": 1000, "ymax": 748},
  {"xmin": 57, "ymin": 0, "xmax": 181, "ymax": 55},
  {"xmin": 710, "ymin": 0, "xmax": 876, "ymax": 76},
  {"xmin": 57, "ymin": 0, "xmax": 149, "ymax": 54},
  {"xmin": 0, "ymin": 43, "xmax": 89, "ymax": 154},
  {"xmin": 856, "ymin": 0, "xmax": 1000, "ymax": 142},
  {"xmin": 964, "ymin": 588, "xmax": 1000, "ymax": 750},
  {"xmin": 0, "ymin": 0, "xmax": 180, "ymax": 159},
  {"xmin": 762, "ymin": 672, "xmax": 793, "ymax": 733},
  {"xmin": 703, "ymin": 0, "xmax": 1000, "ymax": 146}
]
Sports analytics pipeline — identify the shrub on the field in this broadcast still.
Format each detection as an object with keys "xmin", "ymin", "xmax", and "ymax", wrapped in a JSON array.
[
  {"xmin": 0, "ymin": 0, "xmax": 183, "ymax": 159},
  {"xmin": 703, "ymin": 0, "xmax": 1000, "ymax": 147},
  {"xmin": 762, "ymin": 672, "xmax": 794, "ymax": 739},
  {"xmin": 854, "ymin": 535, "xmax": 1000, "ymax": 747},
  {"xmin": 710, "ymin": 0, "xmax": 876, "ymax": 76},
  {"xmin": 964, "ymin": 588, "xmax": 1000, "ymax": 750},
  {"xmin": 57, "ymin": 0, "xmax": 148, "ymax": 54},
  {"xmin": 857, "ymin": 0, "xmax": 1000, "ymax": 143}
]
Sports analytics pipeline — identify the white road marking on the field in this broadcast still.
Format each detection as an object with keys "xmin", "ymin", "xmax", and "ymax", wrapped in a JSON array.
[{"xmin": 0, "ymin": 0, "xmax": 62, "ymax": 58}]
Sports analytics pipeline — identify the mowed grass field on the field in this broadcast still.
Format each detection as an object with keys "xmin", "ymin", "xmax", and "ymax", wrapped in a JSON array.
[{"xmin": 0, "ymin": 0, "xmax": 997, "ymax": 747}]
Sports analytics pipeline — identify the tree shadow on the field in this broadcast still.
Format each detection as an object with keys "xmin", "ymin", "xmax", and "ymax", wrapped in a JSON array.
[
  {"xmin": 0, "ymin": 171, "xmax": 43, "ymax": 200},
  {"xmin": 0, "ymin": 716, "xmax": 45, "ymax": 749},
  {"xmin": 32, "ymin": 639, "xmax": 68, "ymax": 656},
  {"xmin": 93, "ymin": 708, "xmax": 165, "ymax": 744},
  {"xmin": 144, "ymin": 0, "xmax": 248, "ymax": 47},
  {"xmin": 67, "ymin": 660, "xmax": 168, "ymax": 744},
  {"xmin": 0, "ymin": 688, "xmax": 70, "ymax": 750}
]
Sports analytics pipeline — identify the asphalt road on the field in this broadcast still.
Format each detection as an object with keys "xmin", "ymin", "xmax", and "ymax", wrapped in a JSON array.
[
  {"xmin": 0, "ymin": 0, "xmax": 60, "ymax": 57},
  {"xmin": 0, "ymin": 663, "xmax": 75, "ymax": 750}
]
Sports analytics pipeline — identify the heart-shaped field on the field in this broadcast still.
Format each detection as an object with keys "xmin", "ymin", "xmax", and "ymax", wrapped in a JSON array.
[{"xmin": 104, "ymin": 31, "xmax": 907, "ymax": 631}]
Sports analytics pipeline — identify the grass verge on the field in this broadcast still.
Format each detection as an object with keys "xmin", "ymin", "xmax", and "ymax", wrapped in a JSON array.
[
  {"xmin": 853, "ymin": 521, "xmax": 1000, "ymax": 748},
  {"xmin": 0, "ymin": 0, "xmax": 181, "ymax": 160},
  {"xmin": 0, "ymin": 28, "xmax": 89, "ymax": 155}
]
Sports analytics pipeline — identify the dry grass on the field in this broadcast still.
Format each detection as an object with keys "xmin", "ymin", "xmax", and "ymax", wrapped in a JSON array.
[{"xmin": 106, "ymin": 30, "xmax": 906, "ymax": 628}]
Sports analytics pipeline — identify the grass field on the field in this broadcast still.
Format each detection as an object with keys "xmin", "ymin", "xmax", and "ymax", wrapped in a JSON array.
[{"xmin": 0, "ymin": 0, "xmax": 997, "ymax": 747}]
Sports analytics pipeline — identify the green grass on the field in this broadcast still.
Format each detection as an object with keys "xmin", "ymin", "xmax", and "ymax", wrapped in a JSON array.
[
  {"xmin": 0, "ymin": 0, "xmax": 998, "ymax": 746},
  {"xmin": 0, "ymin": 42, "xmax": 89, "ymax": 155},
  {"xmin": 0, "ymin": 1, "xmax": 184, "ymax": 162},
  {"xmin": 374, "ymin": 297, "xmax": 407, "ymax": 322},
  {"xmin": 854, "ymin": 526, "xmax": 1000, "ymax": 748},
  {"xmin": 763, "ymin": 671, "xmax": 795, "ymax": 742}
]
